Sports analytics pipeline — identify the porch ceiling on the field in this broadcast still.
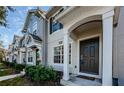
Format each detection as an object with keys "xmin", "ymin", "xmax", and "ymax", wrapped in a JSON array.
[{"xmin": 72, "ymin": 21, "xmax": 102, "ymax": 34}]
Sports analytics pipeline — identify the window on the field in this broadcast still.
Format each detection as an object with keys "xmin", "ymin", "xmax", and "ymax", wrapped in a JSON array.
[
  {"xmin": 54, "ymin": 44, "xmax": 71, "ymax": 64},
  {"xmin": 54, "ymin": 45, "xmax": 63, "ymax": 63},
  {"xmin": 28, "ymin": 51, "xmax": 33, "ymax": 62},
  {"xmin": 50, "ymin": 18, "xmax": 63, "ymax": 34},
  {"xmin": 23, "ymin": 58, "xmax": 26, "ymax": 63},
  {"xmin": 32, "ymin": 22, "xmax": 37, "ymax": 31},
  {"xmin": 49, "ymin": 6, "xmax": 70, "ymax": 34}
]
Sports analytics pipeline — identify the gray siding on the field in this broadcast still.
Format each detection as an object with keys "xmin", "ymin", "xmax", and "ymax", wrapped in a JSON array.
[{"xmin": 113, "ymin": 6, "xmax": 124, "ymax": 85}]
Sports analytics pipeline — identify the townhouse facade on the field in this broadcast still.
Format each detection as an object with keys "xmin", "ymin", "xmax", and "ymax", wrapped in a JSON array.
[
  {"xmin": 7, "ymin": 6, "xmax": 124, "ymax": 86},
  {"xmin": 7, "ymin": 9, "xmax": 47, "ymax": 66},
  {"xmin": 46, "ymin": 6, "xmax": 124, "ymax": 86},
  {"xmin": 21, "ymin": 9, "xmax": 47, "ymax": 66},
  {"xmin": 7, "ymin": 35, "xmax": 22, "ymax": 63}
]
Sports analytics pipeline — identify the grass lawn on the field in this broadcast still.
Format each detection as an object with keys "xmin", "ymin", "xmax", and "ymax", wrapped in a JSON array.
[
  {"xmin": 0, "ymin": 71, "xmax": 62, "ymax": 86},
  {"xmin": 0, "ymin": 63, "xmax": 7, "ymax": 69},
  {"xmin": 0, "ymin": 76, "xmax": 29, "ymax": 86},
  {"xmin": 0, "ymin": 68, "xmax": 16, "ymax": 76},
  {"xmin": 0, "ymin": 62, "xmax": 19, "ymax": 76},
  {"xmin": 0, "ymin": 76, "xmax": 61, "ymax": 86}
]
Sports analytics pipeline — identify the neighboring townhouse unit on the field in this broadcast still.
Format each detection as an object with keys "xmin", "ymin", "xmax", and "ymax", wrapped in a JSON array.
[
  {"xmin": 7, "ymin": 36, "xmax": 23, "ymax": 64},
  {"xmin": 21, "ymin": 9, "xmax": 47, "ymax": 66},
  {"xmin": 17, "ymin": 35, "xmax": 26, "ymax": 65},
  {"xmin": 6, "ymin": 44, "xmax": 13, "ymax": 62},
  {"xmin": 7, "ymin": 9, "xmax": 47, "ymax": 66},
  {"xmin": 11, "ymin": 35, "xmax": 22, "ymax": 63},
  {"xmin": 45, "ymin": 6, "xmax": 124, "ymax": 86}
]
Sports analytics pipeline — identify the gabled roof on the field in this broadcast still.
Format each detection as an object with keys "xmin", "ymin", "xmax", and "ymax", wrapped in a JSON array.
[
  {"xmin": 19, "ymin": 35, "xmax": 25, "ymax": 45},
  {"xmin": 22, "ymin": 9, "xmax": 46, "ymax": 33},
  {"xmin": 29, "ymin": 33, "xmax": 42, "ymax": 42},
  {"xmin": 12, "ymin": 35, "xmax": 22, "ymax": 44}
]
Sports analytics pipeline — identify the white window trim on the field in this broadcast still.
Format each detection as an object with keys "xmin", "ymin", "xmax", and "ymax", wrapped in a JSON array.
[
  {"xmin": 28, "ymin": 51, "xmax": 33, "ymax": 62},
  {"xmin": 53, "ymin": 44, "xmax": 63, "ymax": 64},
  {"xmin": 53, "ymin": 42, "xmax": 72, "ymax": 66}
]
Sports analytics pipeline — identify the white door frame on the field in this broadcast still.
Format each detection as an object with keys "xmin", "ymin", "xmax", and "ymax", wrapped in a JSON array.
[{"xmin": 77, "ymin": 34, "xmax": 102, "ymax": 79}]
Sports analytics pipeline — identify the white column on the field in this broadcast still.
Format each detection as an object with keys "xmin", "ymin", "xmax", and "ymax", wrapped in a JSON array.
[
  {"xmin": 19, "ymin": 51, "xmax": 22, "ymax": 64},
  {"xmin": 102, "ymin": 10, "xmax": 114, "ymax": 86},
  {"xmin": 26, "ymin": 49, "xmax": 28, "ymax": 64},
  {"xmin": 63, "ymin": 31, "xmax": 70, "ymax": 80},
  {"xmin": 39, "ymin": 48, "xmax": 42, "ymax": 65},
  {"xmin": 33, "ymin": 50, "xmax": 36, "ymax": 65}
]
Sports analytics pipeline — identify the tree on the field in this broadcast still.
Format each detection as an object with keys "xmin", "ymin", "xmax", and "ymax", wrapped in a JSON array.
[
  {"xmin": 0, "ymin": 48, "xmax": 6, "ymax": 62},
  {"xmin": 0, "ymin": 40, "xmax": 6, "ymax": 62},
  {"xmin": 0, "ymin": 40, "xmax": 4, "ymax": 48},
  {"xmin": 0, "ymin": 6, "xmax": 14, "ymax": 27},
  {"xmin": 0, "ymin": 7, "xmax": 14, "ymax": 62}
]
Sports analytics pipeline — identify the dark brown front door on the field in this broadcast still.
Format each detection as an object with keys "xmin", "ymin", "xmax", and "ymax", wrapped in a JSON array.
[{"xmin": 80, "ymin": 37, "xmax": 99, "ymax": 75}]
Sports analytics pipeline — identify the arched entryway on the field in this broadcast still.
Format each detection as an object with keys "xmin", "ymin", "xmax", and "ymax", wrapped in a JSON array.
[
  {"xmin": 68, "ymin": 15, "xmax": 103, "ymax": 80},
  {"xmin": 62, "ymin": 10, "xmax": 114, "ymax": 85}
]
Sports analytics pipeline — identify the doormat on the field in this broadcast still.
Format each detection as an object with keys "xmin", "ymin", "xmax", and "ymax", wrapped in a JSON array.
[{"xmin": 76, "ymin": 75, "xmax": 95, "ymax": 81}]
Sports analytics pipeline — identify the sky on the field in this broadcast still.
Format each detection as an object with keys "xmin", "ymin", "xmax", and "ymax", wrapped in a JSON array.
[{"xmin": 0, "ymin": 6, "xmax": 50, "ymax": 49}]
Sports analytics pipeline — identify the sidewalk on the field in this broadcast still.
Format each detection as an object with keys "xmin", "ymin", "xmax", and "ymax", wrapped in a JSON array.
[{"xmin": 0, "ymin": 71, "xmax": 25, "ymax": 82}]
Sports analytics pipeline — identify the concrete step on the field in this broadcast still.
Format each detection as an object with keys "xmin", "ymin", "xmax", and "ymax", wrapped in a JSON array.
[{"xmin": 61, "ymin": 77, "xmax": 101, "ymax": 86}]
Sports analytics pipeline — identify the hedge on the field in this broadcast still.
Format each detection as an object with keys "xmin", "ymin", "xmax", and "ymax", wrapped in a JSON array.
[
  {"xmin": 25, "ymin": 65, "xmax": 59, "ymax": 82},
  {"xmin": 3, "ymin": 61, "xmax": 25, "ymax": 71}
]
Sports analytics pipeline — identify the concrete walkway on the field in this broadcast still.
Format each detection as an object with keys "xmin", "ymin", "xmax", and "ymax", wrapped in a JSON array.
[
  {"xmin": 61, "ymin": 76, "xmax": 101, "ymax": 86},
  {"xmin": 0, "ymin": 71, "xmax": 25, "ymax": 82}
]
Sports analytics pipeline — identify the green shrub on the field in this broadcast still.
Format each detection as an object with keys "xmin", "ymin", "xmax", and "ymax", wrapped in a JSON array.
[
  {"xmin": 9, "ymin": 62, "xmax": 15, "ymax": 67},
  {"xmin": 45, "ymin": 67, "xmax": 57, "ymax": 81},
  {"xmin": 14, "ymin": 64, "xmax": 25, "ymax": 71},
  {"xmin": 4, "ymin": 61, "xmax": 10, "ymax": 66},
  {"xmin": 25, "ymin": 66, "xmax": 36, "ymax": 78},
  {"xmin": 3, "ymin": 61, "xmax": 15, "ymax": 67},
  {"xmin": 3, "ymin": 61, "xmax": 25, "ymax": 71},
  {"xmin": 25, "ymin": 65, "xmax": 58, "ymax": 82}
]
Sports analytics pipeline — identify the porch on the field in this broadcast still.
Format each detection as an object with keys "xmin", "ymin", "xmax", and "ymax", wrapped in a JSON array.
[
  {"xmin": 58, "ymin": 7, "xmax": 117, "ymax": 86},
  {"xmin": 61, "ymin": 75, "xmax": 101, "ymax": 86},
  {"xmin": 25, "ymin": 33, "xmax": 42, "ymax": 66}
]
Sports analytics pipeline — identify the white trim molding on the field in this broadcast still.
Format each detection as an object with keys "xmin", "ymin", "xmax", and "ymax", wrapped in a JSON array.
[
  {"xmin": 102, "ymin": 10, "xmax": 114, "ymax": 86},
  {"xmin": 63, "ymin": 31, "xmax": 70, "ymax": 80}
]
